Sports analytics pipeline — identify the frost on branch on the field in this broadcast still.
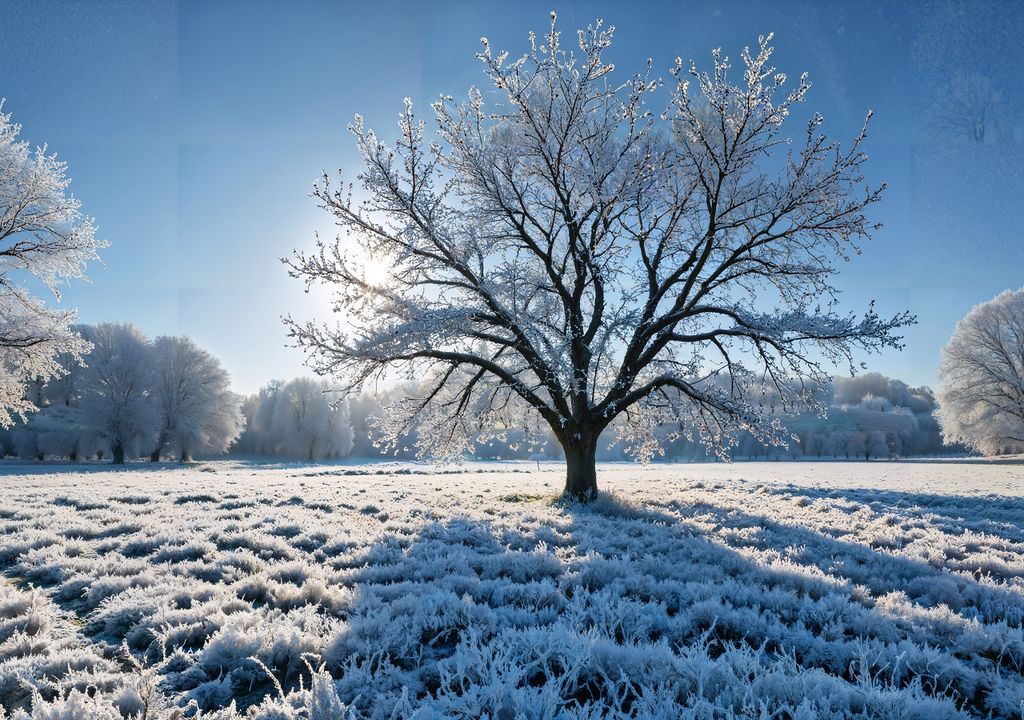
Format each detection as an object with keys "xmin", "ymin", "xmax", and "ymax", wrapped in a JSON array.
[
  {"xmin": 0, "ymin": 102, "xmax": 106, "ymax": 427},
  {"xmin": 284, "ymin": 17, "xmax": 913, "ymax": 493}
]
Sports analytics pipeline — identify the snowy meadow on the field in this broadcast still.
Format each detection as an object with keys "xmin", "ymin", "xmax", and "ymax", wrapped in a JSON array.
[{"xmin": 1, "ymin": 460, "xmax": 1022, "ymax": 719}]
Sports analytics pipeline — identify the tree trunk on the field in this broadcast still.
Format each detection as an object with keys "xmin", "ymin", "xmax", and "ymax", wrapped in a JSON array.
[
  {"xmin": 152, "ymin": 431, "xmax": 168, "ymax": 462},
  {"xmin": 563, "ymin": 434, "xmax": 598, "ymax": 502},
  {"xmin": 180, "ymin": 448, "xmax": 191, "ymax": 463},
  {"xmin": 112, "ymin": 443, "xmax": 125, "ymax": 465}
]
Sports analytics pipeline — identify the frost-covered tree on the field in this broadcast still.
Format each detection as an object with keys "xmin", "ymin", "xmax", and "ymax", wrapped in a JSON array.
[
  {"xmin": 857, "ymin": 430, "xmax": 888, "ymax": 461},
  {"xmin": 28, "ymin": 404, "xmax": 86, "ymax": 460},
  {"xmin": 0, "ymin": 102, "xmax": 106, "ymax": 426},
  {"xmin": 149, "ymin": 335, "xmax": 245, "ymax": 461},
  {"xmin": 77, "ymin": 323, "xmax": 156, "ymax": 464},
  {"xmin": 38, "ymin": 342, "xmax": 88, "ymax": 409},
  {"xmin": 286, "ymin": 16, "xmax": 912, "ymax": 499},
  {"xmin": 857, "ymin": 394, "xmax": 892, "ymax": 413},
  {"xmin": 348, "ymin": 390, "xmax": 386, "ymax": 457},
  {"xmin": 937, "ymin": 289, "xmax": 1024, "ymax": 455},
  {"xmin": 833, "ymin": 372, "xmax": 936, "ymax": 415},
  {"xmin": 238, "ymin": 380, "xmax": 284, "ymax": 455},
  {"xmin": 269, "ymin": 377, "xmax": 353, "ymax": 460}
]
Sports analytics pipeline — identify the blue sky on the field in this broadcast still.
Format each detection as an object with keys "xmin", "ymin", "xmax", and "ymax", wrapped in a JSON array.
[{"xmin": 2, "ymin": 0, "xmax": 1021, "ymax": 394}]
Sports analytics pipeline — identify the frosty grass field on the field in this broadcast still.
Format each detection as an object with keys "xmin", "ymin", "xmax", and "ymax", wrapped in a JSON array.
[{"xmin": 1, "ymin": 460, "xmax": 1022, "ymax": 719}]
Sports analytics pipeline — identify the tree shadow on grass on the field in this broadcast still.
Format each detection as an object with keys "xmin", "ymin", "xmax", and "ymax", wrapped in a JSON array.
[
  {"xmin": 315, "ymin": 488, "xmax": 1023, "ymax": 717},
  {"xmin": 762, "ymin": 484, "xmax": 1024, "ymax": 544},
  {"xmin": 6, "ymin": 474, "xmax": 1021, "ymax": 717},
  {"xmin": 566, "ymin": 489, "xmax": 1024, "ymax": 628}
]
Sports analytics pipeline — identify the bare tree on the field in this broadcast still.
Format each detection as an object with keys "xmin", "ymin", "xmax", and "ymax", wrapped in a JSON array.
[
  {"xmin": 938, "ymin": 288, "xmax": 1024, "ymax": 455},
  {"xmin": 285, "ymin": 16, "xmax": 912, "ymax": 500},
  {"xmin": 928, "ymin": 71, "xmax": 1000, "ymax": 144},
  {"xmin": 0, "ymin": 102, "xmax": 106, "ymax": 426},
  {"xmin": 912, "ymin": 0, "xmax": 1022, "ymax": 146}
]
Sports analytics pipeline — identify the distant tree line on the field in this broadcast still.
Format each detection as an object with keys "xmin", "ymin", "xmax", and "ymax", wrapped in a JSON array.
[
  {"xmin": 1, "ymin": 355, "xmax": 961, "ymax": 465},
  {"xmin": 0, "ymin": 323, "xmax": 244, "ymax": 463},
  {"xmin": 230, "ymin": 371, "xmax": 955, "ymax": 463},
  {"xmin": 549, "ymin": 371, "xmax": 951, "ymax": 461},
  {"xmin": 600, "ymin": 373, "xmax": 953, "ymax": 462}
]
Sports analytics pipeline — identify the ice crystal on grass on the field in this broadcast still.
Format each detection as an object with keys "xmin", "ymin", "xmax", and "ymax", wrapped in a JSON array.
[{"xmin": 0, "ymin": 459, "xmax": 1020, "ymax": 717}]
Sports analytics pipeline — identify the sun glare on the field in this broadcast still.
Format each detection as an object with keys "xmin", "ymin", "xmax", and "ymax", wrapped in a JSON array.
[{"xmin": 359, "ymin": 252, "xmax": 390, "ymax": 286}]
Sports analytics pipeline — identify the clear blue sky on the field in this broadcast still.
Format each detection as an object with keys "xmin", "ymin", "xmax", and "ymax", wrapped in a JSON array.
[{"xmin": 3, "ymin": 0, "xmax": 1021, "ymax": 394}]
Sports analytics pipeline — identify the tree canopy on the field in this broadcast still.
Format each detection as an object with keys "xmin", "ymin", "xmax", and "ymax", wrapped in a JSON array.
[
  {"xmin": 0, "ymin": 102, "xmax": 106, "ymax": 426},
  {"xmin": 286, "ymin": 15, "xmax": 912, "ymax": 499},
  {"xmin": 938, "ymin": 288, "xmax": 1024, "ymax": 455}
]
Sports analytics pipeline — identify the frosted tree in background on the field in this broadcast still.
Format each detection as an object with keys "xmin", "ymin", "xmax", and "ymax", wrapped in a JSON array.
[
  {"xmin": 937, "ymin": 289, "xmax": 1024, "ymax": 455},
  {"xmin": 149, "ymin": 335, "xmax": 245, "ymax": 461},
  {"xmin": 286, "ymin": 16, "xmax": 912, "ymax": 499},
  {"xmin": 269, "ymin": 377, "xmax": 353, "ymax": 460},
  {"xmin": 238, "ymin": 380, "xmax": 284, "ymax": 454},
  {"xmin": 2, "ymin": 327, "xmax": 244, "ymax": 463},
  {"xmin": 27, "ymin": 404, "xmax": 85, "ymax": 460},
  {"xmin": 77, "ymin": 323, "xmax": 156, "ymax": 464},
  {"xmin": 0, "ymin": 102, "xmax": 106, "ymax": 426}
]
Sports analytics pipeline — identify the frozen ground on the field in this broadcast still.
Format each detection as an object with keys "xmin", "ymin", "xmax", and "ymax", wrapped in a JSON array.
[{"xmin": 0, "ymin": 459, "xmax": 1022, "ymax": 718}]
